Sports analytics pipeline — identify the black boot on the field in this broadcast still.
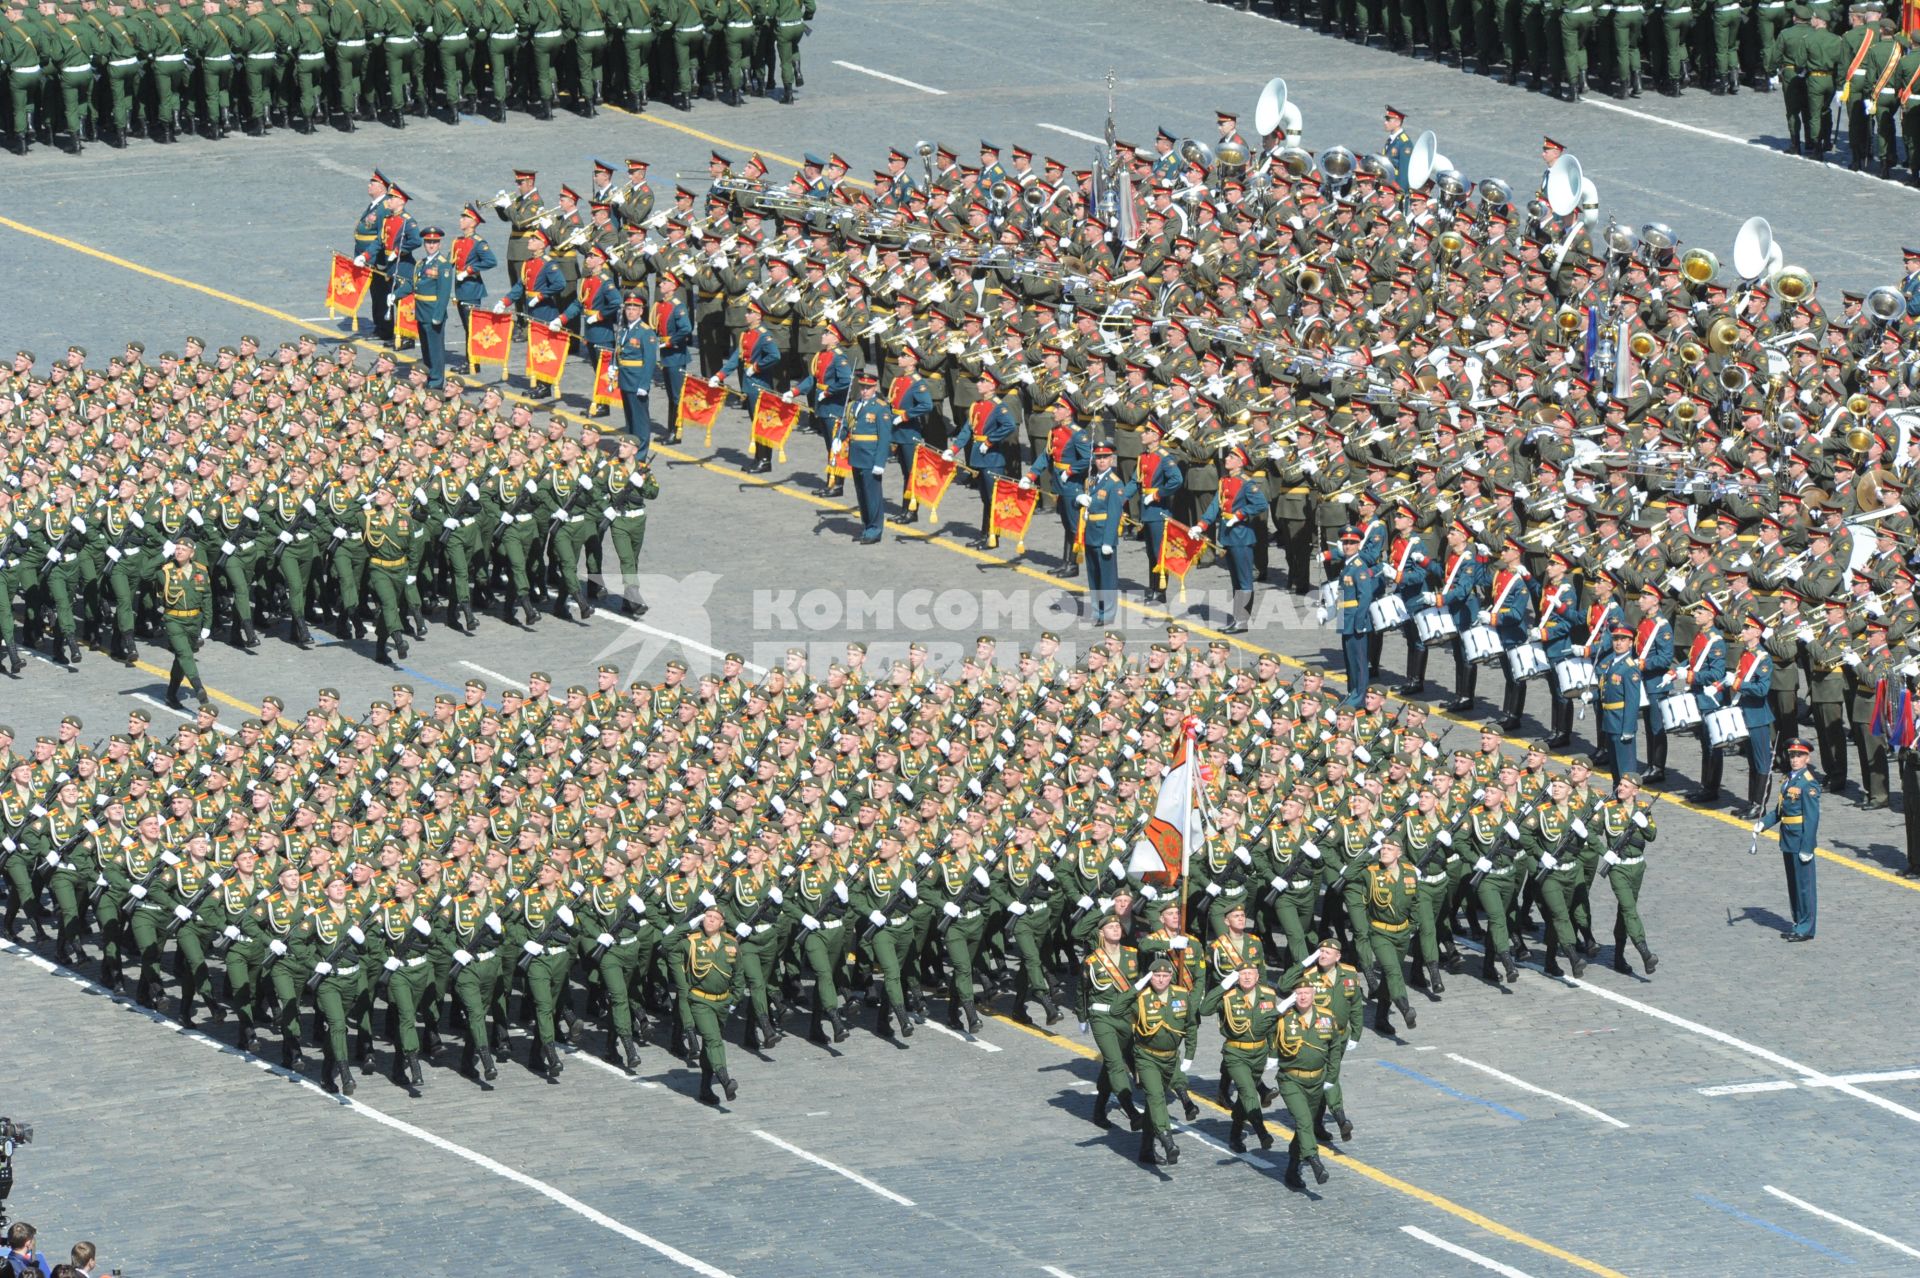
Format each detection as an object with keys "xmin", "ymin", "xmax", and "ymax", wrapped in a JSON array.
[
  {"xmin": 1119, "ymin": 1091, "xmax": 1143, "ymax": 1131},
  {"xmin": 1228, "ymin": 1117, "xmax": 1247, "ymax": 1153},
  {"xmin": 281, "ymin": 1036, "xmax": 300, "ymax": 1069},
  {"xmin": 698, "ymin": 1060, "xmax": 720, "ymax": 1104},
  {"xmin": 1038, "ymin": 986, "xmax": 1063, "ymax": 1025},
  {"xmin": 479, "ymin": 1044, "xmax": 499, "ymax": 1081},
  {"xmin": 1284, "ymin": 1154, "xmax": 1306, "ymax": 1190},
  {"xmin": 1308, "ymin": 1153, "xmax": 1330, "ymax": 1184},
  {"xmin": 338, "ymin": 1059, "xmax": 357, "ymax": 1095},
  {"xmin": 1394, "ymin": 996, "xmax": 1416, "ymax": 1029},
  {"xmin": 1636, "ymin": 939, "xmax": 1658, "ymax": 974},
  {"xmin": 1252, "ymin": 1113, "xmax": 1275, "ymax": 1150},
  {"xmin": 1158, "ymin": 1131, "xmax": 1180, "ymax": 1164},
  {"xmin": 961, "ymin": 999, "xmax": 982, "ymax": 1033},
  {"xmin": 1137, "ymin": 1129, "xmax": 1157, "ymax": 1164},
  {"xmin": 543, "ymin": 1040, "xmax": 563, "ymax": 1080},
  {"xmin": 1093, "ymin": 1077, "xmax": 1113, "ymax": 1128},
  {"xmin": 1502, "ymin": 949, "xmax": 1520, "ymax": 982},
  {"xmin": 620, "ymin": 1036, "xmax": 641, "ymax": 1070},
  {"xmin": 717, "ymin": 1067, "xmax": 739, "ymax": 1101},
  {"xmin": 1334, "ymin": 1106, "xmax": 1355, "ymax": 1142}
]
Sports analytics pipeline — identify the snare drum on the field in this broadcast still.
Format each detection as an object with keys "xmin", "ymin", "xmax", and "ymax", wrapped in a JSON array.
[
  {"xmin": 1506, "ymin": 641, "xmax": 1550, "ymax": 682},
  {"xmin": 1412, "ymin": 607, "xmax": 1458, "ymax": 648},
  {"xmin": 1656, "ymin": 693, "xmax": 1702, "ymax": 734},
  {"xmin": 1460, "ymin": 625, "xmax": 1504, "ymax": 666},
  {"xmin": 1705, "ymin": 706, "xmax": 1749, "ymax": 753},
  {"xmin": 1369, "ymin": 594, "xmax": 1410, "ymax": 632},
  {"xmin": 1554, "ymin": 658, "xmax": 1597, "ymax": 695}
]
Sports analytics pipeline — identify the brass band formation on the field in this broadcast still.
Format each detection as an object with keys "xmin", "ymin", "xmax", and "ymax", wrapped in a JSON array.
[{"xmin": 0, "ymin": 77, "xmax": 1917, "ymax": 1186}]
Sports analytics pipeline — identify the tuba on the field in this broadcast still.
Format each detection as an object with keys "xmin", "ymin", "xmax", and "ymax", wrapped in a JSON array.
[
  {"xmin": 1867, "ymin": 286, "xmax": 1906, "ymax": 326},
  {"xmin": 1719, "ymin": 364, "xmax": 1750, "ymax": 396},
  {"xmin": 1678, "ymin": 339, "xmax": 1706, "ymax": 364},
  {"xmin": 1705, "ymin": 314, "xmax": 1740, "ymax": 356},
  {"xmin": 1773, "ymin": 265, "xmax": 1814, "ymax": 303},
  {"xmin": 1276, "ymin": 145, "xmax": 1315, "ymax": 177},
  {"xmin": 1844, "ymin": 393, "xmax": 1875, "ymax": 454},
  {"xmin": 1680, "ymin": 247, "xmax": 1719, "ymax": 286},
  {"xmin": 1555, "ymin": 306, "xmax": 1583, "ymax": 334},
  {"xmin": 1478, "ymin": 177, "xmax": 1511, "ymax": 210},
  {"xmin": 1674, "ymin": 400, "xmax": 1699, "ymax": 426},
  {"xmin": 1629, "ymin": 332, "xmax": 1656, "ymax": 358}
]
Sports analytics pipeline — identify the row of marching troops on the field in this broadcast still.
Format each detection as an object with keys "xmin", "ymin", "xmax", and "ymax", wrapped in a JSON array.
[
  {"xmin": 1210, "ymin": 0, "xmax": 1915, "ymax": 121},
  {"xmin": 0, "ymin": 630, "xmax": 1682, "ymax": 1181},
  {"xmin": 0, "ymin": 0, "xmax": 816, "ymax": 155},
  {"xmin": 335, "ymin": 117, "xmax": 1920, "ymax": 861},
  {"xmin": 0, "ymin": 335, "xmax": 664, "ymax": 706}
]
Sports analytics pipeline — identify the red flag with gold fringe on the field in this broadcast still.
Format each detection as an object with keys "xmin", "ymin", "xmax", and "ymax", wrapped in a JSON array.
[
  {"xmin": 677, "ymin": 374, "xmax": 727, "ymax": 440},
  {"xmin": 750, "ymin": 392, "xmax": 803, "ymax": 463},
  {"xmin": 592, "ymin": 349, "xmax": 622, "ymax": 408},
  {"xmin": 524, "ymin": 320, "xmax": 570, "ymax": 390},
  {"xmin": 394, "ymin": 295, "xmax": 418, "ymax": 341},
  {"xmin": 1158, "ymin": 519, "xmax": 1207, "ymax": 600},
  {"xmin": 988, "ymin": 476, "xmax": 1040, "ymax": 552},
  {"xmin": 907, "ymin": 444, "xmax": 958, "ymax": 518},
  {"xmin": 325, "ymin": 253, "xmax": 373, "ymax": 318},
  {"xmin": 466, "ymin": 307, "xmax": 514, "ymax": 369}
]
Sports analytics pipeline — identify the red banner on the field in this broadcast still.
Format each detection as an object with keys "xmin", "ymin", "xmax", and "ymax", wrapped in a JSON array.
[
  {"xmin": 593, "ymin": 349, "xmax": 622, "ymax": 408},
  {"xmin": 988, "ymin": 476, "xmax": 1040, "ymax": 552},
  {"xmin": 907, "ymin": 444, "xmax": 958, "ymax": 518},
  {"xmin": 325, "ymin": 253, "xmax": 372, "ymax": 317},
  {"xmin": 751, "ymin": 392, "xmax": 803, "ymax": 463},
  {"xmin": 466, "ymin": 307, "xmax": 514, "ymax": 369},
  {"xmin": 677, "ymin": 375, "xmax": 728, "ymax": 439},
  {"xmin": 525, "ymin": 320, "xmax": 570, "ymax": 389},
  {"xmin": 1158, "ymin": 519, "xmax": 1207, "ymax": 597},
  {"xmin": 394, "ymin": 294, "xmax": 418, "ymax": 341}
]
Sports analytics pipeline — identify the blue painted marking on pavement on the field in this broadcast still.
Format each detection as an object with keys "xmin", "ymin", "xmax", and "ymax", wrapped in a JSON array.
[
  {"xmin": 1693, "ymin": 1194, "xmax": 1857, "ymax": 1263},
  {"xmin": 396, "ymin": 664, "xmax": 467, "ymax": 696},
  {"xmin": 1373, "ymin": 1059, "xmax": 1527, "ymax": 1121}
]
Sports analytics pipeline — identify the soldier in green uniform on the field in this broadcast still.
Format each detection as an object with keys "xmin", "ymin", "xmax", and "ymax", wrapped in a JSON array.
[
  {"xmin": 156, "ymin": 538, "xmax": 211, "ymax": 709},
  {"xmin": 601, "ymin": 436, "xmax": 657, "ymax": 616},
  {"xmin": 1270, "ymin": 984, "xmax": 1339, "ymax": 1189},
  {"xmin": 283, "ymin": 0, "xmax": 327, "ymax": 130},
  {"xmin": 79, "ymin": 0, "xmax": 142, "ymax": 146},
  {"xmin": 684, "ymin": 904, "xmax": 742, "ymax": 1103},
  {"xmin": 40, "ymin": 778, "xmax": 99, "ymax": 966},
  {"xmin": 1109, "ymin": 957, "xmax": 1200, "ymax": 1166},
  {"xmin": 363, "ymin": 484, "xmax": 412, "ymax": 666},
  {"xmin": 212, "ymin": 472, "xmax": 262, "ymax": 650},
  {"xmin": 245, "ymin": 861, "xmax": 312, "ymax": 1067},
  {"xmin": 372, "ymin": 870, "xmax": 439, "ymax": 1093},
  {"xmin": 582, "ymin": 843, "xmax": 649, "ymax": 1069},
  {"xmin": 1357, "ymin": 840, "xmax": 1421, "ymax": 1031},
  {"xmin": 40, "ymin": 1, "xmax": 100, "ymax": 151},
  {"xmin": 1464, "ymin": 783, "xmax": 1523, "ymax": 983},
  {"xmin": 1199, "ymin": 963, "xmax": 1280, "ymax": 1153},
  {"xmin": 764, "ymin": 0, "xmax": 808, "ymax": 103},
  {"xmin": 304, "ymin": 870, "xmax": 373, "ymax": 1095},
  {"xmin": 1283, "ymin": 936, "xmax": 1365, "ymax": 1142},
  {"xmin": 931, "ymin": 826, "xmax": 992, "ymax": 1034},
  {"xmin": 1080, "ymin": 910, "xmax": 1144, "ymax": 1130},
  {"xmin": 1650, "ymin": 0, "xmax": 1698, "ymax": 93},
  {"xmin": 1596, "ymin": 772, "xmax": 1659, "ymax": 974},
  {"xmin": 720, "ymin": 836, "xmax": 784, "ymax": 1049},
  {"xmin": 509, "ymin": 855, "xmax": 574, "ymax": 1080},
  {"xmin": 448, "ymin": 865, "xmax": 505, "ymax": 1080},
  {"xmin": 208, "ymin": 845, "xmax": 266, "ymax": 1050},
  {"xmin": 0, "ymin": 3, "xmax": 45, "ymax": 153},
  {"xmin": 1521, "ymin": 773, "xmax": 1589, "ymax": 977}
]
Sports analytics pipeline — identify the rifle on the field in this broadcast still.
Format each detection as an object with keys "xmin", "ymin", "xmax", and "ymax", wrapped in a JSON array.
[
  {"xmin": 1317, "ymin": 807, "xmax": 1404, "ymax": 916},
  {"xmin": 376, "ymin": 889, "xmax": 455, "ymax": 994},
  {"xmin": 163, "ymin": 867, "xmax": 228, "ymax": 938},
  {"xmin": 1065, "ymin": 845, "xmax": 1137, "ymax": 930},
  {"xmin": 265, "ymin": 495, "xmax": 321, "ymax": 567},
  {"xmin": 210, "ymin": 877, "xmax": 269, "ymax": 955},
  {"xmin": 304, "ymin": 902, "xmax": 380, "ymax": 992},
  {"xmin": 514, "ymin": 891, "xmax": 582, "ymax": 972},
  {"xmin": 935, "ymin": 850, "xmax": 1000, "ymax": 939},
  {"xmin": 586, "ymin": 880, "xmax": 655, "ymax": 964},
  {"xmin": 725, "ymin": 872, "xmax": 787, "ymax": 946},
  {"xmin": 113, "ymin": 846, "xmax": 184, "ymax": 918},
  {"xmin": 431, "ymin": 479, "xmax": 485, "ymax": 549},
  {"xmin": 1410, "ymin": 797, "xmax": 1482, "ymax": 879},
  {"xmin": 1467, "ymin": 795, "xmax": 1548, "ymax": 894},
  {"xmin": 1261, "ymin": 830, "xmax": 1324, "ymax": 907},
  {"xmin": 997, "ymin": 845, "xmax": 1064, "ymax": 943},
  {"xmin": 858, "ymin": 851, "xmax": 939, "ymax": 945},
  {"xmin": 35, "ymin": 516, "xmax": 84, "ymax": 582}
]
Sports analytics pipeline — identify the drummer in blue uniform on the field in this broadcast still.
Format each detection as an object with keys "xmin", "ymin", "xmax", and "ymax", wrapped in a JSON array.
[
  {"xmin": 1757, "ymin": 738, "xmax": 1820, "ymax": 941},
  {"xmin": 839, "ymin": 370, "xmax": 893, "ymax": 546},
  {"xmin": 1488, "ymin": 535, "xmax": 1537, "ymax": 732},
  {"xmin": 1536, "ymin": 552, "xmax": 1580, "ymax": 750},
  {"xmin": 1682, "ymin": 598, "xmax": 1731, "ymax": 807},
  {"xmin": 1192, "ymin": 446, "xmax": 1270, "ymax": 635},
  {"xmin": 1594, "ymin": 623, "xmax": 1643, "ymax": 783},
  {"xmin": 1725, "ymin": 612, "xmax": 1776, "ymax": 820},
  {"xmin": 1436, "ymin": 519, "xmax": 1487, "ymax": 714},
  {"xmin": 1069, "ymin": 444, "xmax": 1134, "ymax": 625},
  {"xmin": 1382, "ymin": 500, "xmax": 1436, "ymax": 696},
  {"xmin": 1634, "ymin": 583, "xmax": 1676, "ymax": 786}
]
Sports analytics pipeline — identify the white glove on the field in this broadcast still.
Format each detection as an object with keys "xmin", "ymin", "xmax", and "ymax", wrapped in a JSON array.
[
  {"xmin": 347, "ymin": 925, "xmax": 365, "ymax": 945},
  {"xmin": 1180, "ymin": 1057, "xmax": 1195, "ymax": 1073},
  {"xmin": 735, "ymin": 922, "xmax": 753, "ymax": 938},
  {"xmin": 1205, "ymin": 882, "xmax": 1222, "ymax": 897},
  {"xmin": 1076, "ymin": 894, "xmax": 1094, "ymax": 912},
  {"xmin": 1018, "ymin": 476, "xmax": 1033, "ymax": 490},
  {"xmin": 1631, "ymin": 811, "xmax": 1649, "ymax": 829},
  {"xmin": 1503, "ymin": 821, "xmax": 1521, "ymax": 840},
  {"xmin": 522, "ymin": 940, "xmax": 543, "ymax": 956},
  {"xmin": 1570, "ymin": 818, "xmax": 1588, "ymax": 840},
  {"xmin": 1035, "ymin": 864, "xmax": 1055, "ymax": 883},
  {"xmin": 314, "ymin": 961, "xmax": 334, "ymax": 976},
  {"xmin": 1220, "ymin": 972, "xmax": 1239, "ymax": 990},
  {"xmin": 1435, "ymin": 830, "xmax": 1452, "ymax": 847},
  {"xmin": 277, "ymin": 530, "xmax": 294, "ymax": 545},
  {"xmin": 801, "ymin": 914, "xmax": 820, "ymax": 931},
  {"xmin": 1540, "ymin": 854, "xmax": 1559, "ymax": 872},
  {"xmin": 1007, "ymin": 901, "xmax": 1029, "ymax": 916},
  {"xmin": 870, "ymin": 465, "xmax": 884, "ymax": 476},
  {"xmin": 268, "ymin": 939, "xmax": 287, "ymax": 956},
  {"xmin": 1601, "ymin": 851, "xmax": 1620, "ymax": 867},
  {"xmin": 411, "ymin": 916, "xmax": 432, "ymax": 937},
  {"xmin": 943, "ymin": 902, "xmax": 961, "ymax": 918},
  {"xmin": 1076, "ymin": 494, "xmax": 1092, "ymax": 508},
  {"xmin": 1100, "ymin": 543, "xmax": 1113, "ymax": 557},
  {"xmin": 1301, "ymin": 841, "xmax": 1321, "ymax": 860},
  {"xmin": 900, "ymin": 879, "xmax": 917, "ymax": 899},
  {"xmin": 556, "ymin": 905, "xmax": 575, "ymax": 926},
  {"xmin": 453, "ymin": 948, "xmax": 474, "ymax": 966},
  {"xmin": 173, "ymin": 904, "xmax": 193, "ymax": 921},
  {"xmin": 493, "ymin": 300, "xmax": 509, "ymax": 313},
  {"xmin": 44, "ymin": 549, "xmax": 60, "ymax": 564},
  {"xmin": 972, "ymin": 866, "xmax": 992, "ymax": 888},
  {"xmin": 443, "ymin": 518, "xmax": 459, "ymax": 530},
  {"xmin": 942, "ymin": 448, "xmax": 956, "ymax": 462},
  {"xmin": 222, "ymin": 924, "xmax": 242, "ymax": 942},
  {"xmin": 1473, "ymin": 857, "xmax": 1493, "ymax": 873},
  {"xmin": 129, "ymin": 884, "xmax": 147, "ymax": 900},
  {"xmin": 1751, "ymin": 821, "xmax": 1764, "ymax": 834},
  {"xmin": 1169, "ymin": 935, "xmax": 1189, "ymax": 951},
  {"xmin": 833, "ymin": 882, "xmax": 849, "ymax": 903},
  {"xmin": 383, "ymin": 956, "xmax": 402, "ymax": 973},
  {"xmin": 331, "ymin": 527, "xmax": 348, "ymax": 541}
]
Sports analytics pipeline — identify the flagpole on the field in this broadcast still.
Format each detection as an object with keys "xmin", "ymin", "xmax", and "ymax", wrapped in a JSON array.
[{"xmin": 1175, "ymin": 718, "xmax": 1203, "ymax": 983}]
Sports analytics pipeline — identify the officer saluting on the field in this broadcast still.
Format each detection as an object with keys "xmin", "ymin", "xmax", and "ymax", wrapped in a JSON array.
[{"xmin": 1758, "ymin": 738, "xmax": 1821, "ymax": 940}]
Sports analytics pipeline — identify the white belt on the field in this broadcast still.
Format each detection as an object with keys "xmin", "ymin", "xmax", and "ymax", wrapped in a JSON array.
[
  {"xmin": 1565, "ymin": 6, "xmax": 1592, "ymax": 12},
  {"xmin": 489, "ymin": 29, "xmax": 515, "ymax": 38},
  {"xmin": 247, "ymin": 52, "xmax": 278, "ymax": 60},
  {"xmin": 1615, "ymin": 856, "xmax": 1645, "ymax": 866},
  {"xmin": 778, "ymin": 18, "xmax": 804, "ymax": 25},
  {"xmin": 155, "ymin": 53, "xmax": 187, "ymax": 61},
  {"xmin": 386, "ymin": 34, "xmax": 416, "ymax": 45},
  {"xmin": 471, "ymin": 947, "xmax": 498, "ymax": 961},
  {"xmin": 958, "ymin": 907, "xmax": 982, "ymax": 919},
  {"xmin": 204, "ymin": 53, "xmax": 233, "ymax": 62},
  {"xmin": 580, "ymin": 27, "xmax": 605, "ymax": 36},
  {"xmin": 726, "ymin": 19, "xmax": 754, "ymax": 27},
  {"xmin": 613, "ymin": 934, "xmax": 640, "ymax": 947},
  {"xmin": 109, "ymin": 56, "xmax": 141, "ymax": 67},
  {"xmin": 1613, "ymin": 5, "xmax": 1642, "ymax": 11},
  {"xmin": 460, "ymin": 516, "xmax": 477, "ymax": 526},
  {"xmin": 612, "ymin": 506, "xmax": 644, "ymax": 518},
  {"xmin": 1089, "ymin": 1001, "xmax": 1113, "ymax": 1013},
  {"xmin": 534, "ymin": 27, "xmax": 562, "ymax": 37},
  {"xmin": 1713, "ymin": 4, "xmax": 1739, "ymax": 10},
  {"xmin": 1418, "ymin": 872, "xmax": 1449, "ymax": 885},
  {"xmin": 63, "ymin": 62, "xmax": 92, "ymax": 73},
  {"xmin": 405, "ymin": 954, "xmax": 431, "ymax": 968},
  {"xmin": 677, "ymin": 22, "xmax": 705, "ymax": 32},
  {"xmin": 333, "ymin": 963, "xmax": 361, "ymax": 976},
  {"xmin": 336, "ymin": 38, "xmax": 367, "ymax": 46},
  {"xmin": 298, "ymin": 51, "xmax": 326, "ymax": 59},
  {"xmin": 822, "ymin": 919, "xmax": 842, "ymax": 930},
  {"xmin": 10, "ymin": 62, "xmax": 40, "ymax": 73}
]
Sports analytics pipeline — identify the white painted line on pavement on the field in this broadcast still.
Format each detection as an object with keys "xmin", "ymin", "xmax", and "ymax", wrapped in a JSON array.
[
  {"xmin": 1173, "ymin": 1121, "xmax": 1275, "ymax": 1170},
  {"xmin": 921, "ymin": 1020, "xmax": 1004, "ymax": 1052},
  {"xmin": 1401, "ymin": 1225, "xmax": 1539, "ymax": 1277},
  {"xmin": 831, "ymin": 60, "xmax": 946, "ymax": 95},
  {"xmin": 1444, "ymin": 1053, "xmax": 1630, "ymax": 1129},
  {"xmin": 459, "ymin": 660, "xmax": 527, "ymax": 690},
  {"xmin": 751, "ymin": 1128, "xmax": 916, "ymax": 1205},
  {"xmin": 1037, "ymin": 122, "xmax": 1104, "ymax": 144},
  {"xmin": 1582, "ymin": 97, "xmax": 1920, "ymax": 195},
  {"xmin": 0, "ymin": 940, "xmax": 732, "ymax": 1277},
  {"xmin": 593, "ymin": 612, "xmax": 769, "ymax": 673},
  {"xmin": 1040, "ymin": 1267, "xmax": 1080, "ymax": 1278},
  {"xmin": 1763, "ymin": 1186, "xmax": 1920, "ymax": 1261},
  {"xmin": 1698, "ymin": 1080, "xmax": 1801, "ymax": 1097},
  {"xmin": 1561, "ymin": 973, "xmax": 1920, "ymax": 1127},
  {"xmin": 132, "ymin": 693, "xmax": 237, "ymax": 734},
  {"xmin": 561, "ymin": 1043, "xmax": 662, "ymax": 1089}
]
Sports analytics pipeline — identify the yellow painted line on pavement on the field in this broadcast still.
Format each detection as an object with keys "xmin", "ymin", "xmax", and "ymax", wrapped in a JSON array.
[
  {"xmin": 130, "ymin": 657, "xmax": 259, "ymax": 719},
  {"xmin": 605, "ymin": 104, "xmax": 876, "ymax": 191},
  {"xmin": 1, "ymin": 195, "xmax": 1907, "ymax": 894},
  {"xmin": 989, "ymin": 1014, "xmax": 1630, "ymax": 1278}
]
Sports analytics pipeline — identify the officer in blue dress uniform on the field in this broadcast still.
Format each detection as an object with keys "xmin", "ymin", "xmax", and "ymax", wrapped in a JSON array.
[
  {"xmin": 1383, "ymin": 105, "xmax": 1414, "ymax": 188},
  {"xmin": 1134, "ymin": 422, "xmax": 1183, "ymax": 605},
  {"xmin": 614, "ymin": 294, "xmax": 661, "ymax": 452},
  {"xmin": 720, "ymin": 299, "xmax": 785, "ymax": 473},
  {"xmin": 372, "ymin": 182, "xmax": 423, "ymax": 346},
  {"xmin": 1727, "ymin": 612, "xmax": 1776, "ymax": 819},
  {"xmin": 393, "ymin": 226, "xmax": 455, "ymax": 389},
  {"xmin": 1325, "ymin": 526, "xmax": 1380, "ymax": 704},
  {"xmin": 1436, "ymin": 520, "xmax": 1487, "ymax": 714},
  {"xmin": 1634, "ymin": 583, "xmax": 1676, "ymax": 785},
  {"xmin": 1068, "ymin": 445, "xmax": 1134, "ymax": 624},
  {"xmin": 1684, "ymin": 598, "xmax": 1731, "ymax": 806},
  {"xmin": 1193, "ymin": 447, "xmax": 1270, "ymax": 633},
  {"xmin": 1487, "ymin": 537, "xmax": 1537, "ymax": 731},
  {"xmin": 1382, "ymin": 501, "xmax": 1436, "ymax": 694},
  {"xmin": 839, "ymin": 371, "xmax": 892, "ymax": 545},
  {"xmin": 1758, "ymin": 738, "xmax": 1820, "ymax": 940},
  {"xmin": 1595, "ymin": 623, "xmax": 1643, "ymax": 782}
]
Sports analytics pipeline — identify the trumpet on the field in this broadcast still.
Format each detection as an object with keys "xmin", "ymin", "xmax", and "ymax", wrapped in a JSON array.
[{"xmin": 491, "ymin": 188, "xmax": 513, "ymax": 214}]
